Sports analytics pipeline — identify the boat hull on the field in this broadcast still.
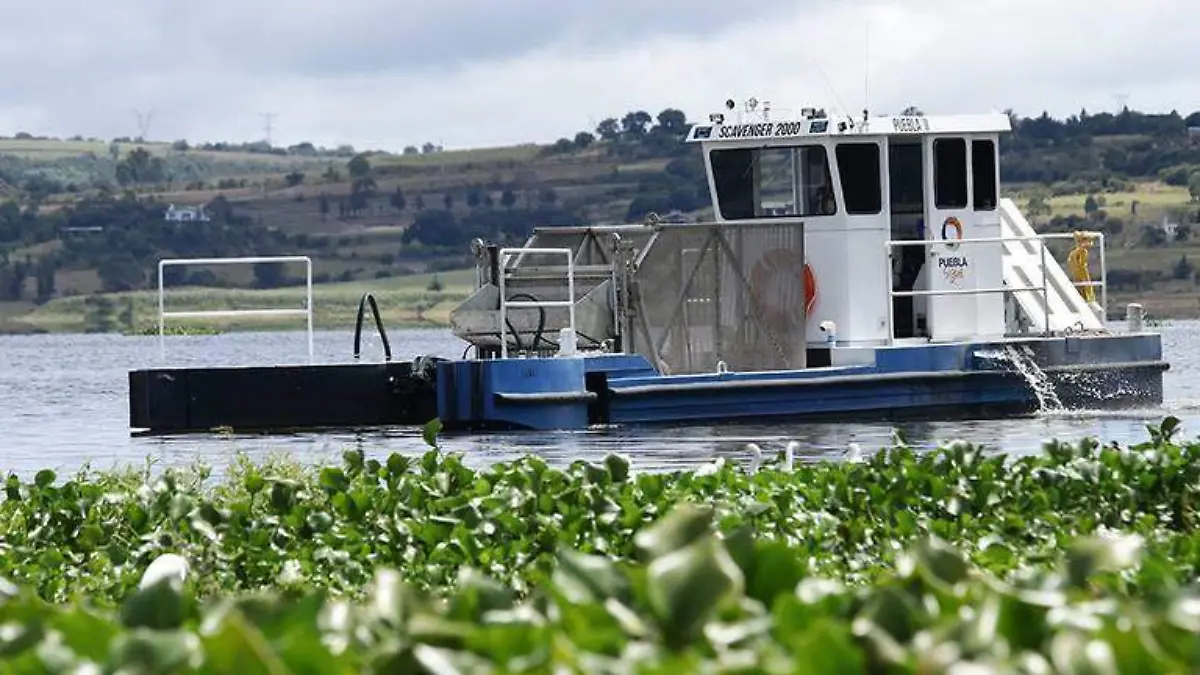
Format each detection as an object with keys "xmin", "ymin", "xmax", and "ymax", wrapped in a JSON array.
[
  {"xmin": 435, "ymin": 333, "xmax": 1166, "ymax": 431},
  {"xmin": 127, "ymin": 333, "xmax": 1166, "ymax": 434}
]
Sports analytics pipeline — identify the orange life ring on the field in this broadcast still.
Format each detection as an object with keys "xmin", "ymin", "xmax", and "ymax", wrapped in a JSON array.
[
  {"xmin": 803, "ymin": 263, "xmax": 817, "ymax": 315},
  {"xmin": 749, "ymin": 250, "xmax": 817, "ymax": 330}
]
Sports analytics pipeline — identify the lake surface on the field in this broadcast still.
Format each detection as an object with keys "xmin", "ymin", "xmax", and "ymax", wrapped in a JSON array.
[{"xmin": 2, "ymin": 322, "xmax": 1198, "ymax": 479}]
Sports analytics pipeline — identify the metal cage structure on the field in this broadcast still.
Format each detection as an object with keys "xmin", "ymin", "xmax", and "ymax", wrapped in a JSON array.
[{"xmin": 449, "ymin": 220, "xmax": 810, "ymax": 374}]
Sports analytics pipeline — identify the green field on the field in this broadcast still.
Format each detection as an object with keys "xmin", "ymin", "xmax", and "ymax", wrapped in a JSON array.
[
  {"xmin": 15, "ymin": 268, "xmax": 478, "ymax": 333},
  {"xmin": 1, "ymin": 421, "xmax": 1199, "ymax": 671}
]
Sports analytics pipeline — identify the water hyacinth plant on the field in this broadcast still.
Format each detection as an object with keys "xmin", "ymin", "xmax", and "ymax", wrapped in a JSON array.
[{"xmin": 0, "ymin": 416, "xmax": 1198, "ymax": 672}]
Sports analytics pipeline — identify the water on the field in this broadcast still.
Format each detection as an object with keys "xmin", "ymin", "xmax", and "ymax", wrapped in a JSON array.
[
  {"xmin": 1001, "ymin": 344, "xmax": 1064, "ymax": 411},
  {"xmin": 2, "ymin": 322, "xmax": 1199, "ymax": 479}
]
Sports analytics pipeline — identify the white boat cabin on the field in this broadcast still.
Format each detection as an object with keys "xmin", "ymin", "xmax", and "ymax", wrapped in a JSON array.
[{"xmin": 686, "ymin": 104, "xmax": 1011, "ymax": 348}]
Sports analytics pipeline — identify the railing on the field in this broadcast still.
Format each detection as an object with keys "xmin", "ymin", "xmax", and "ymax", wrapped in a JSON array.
[
  {"xmin": 157, "ymin": 256, "xmax": 314, "ymax": 362},
  {"xmin": 884, "ymin": 232, "xmax": 1107, "ymax": 343},
  {"xmin": 1036, "ymin": 231, "xmax": 1108, "ymax": 317},
  {"xmin": 498, "ymin": 247, "xmax": 575, "ymax": 358}
]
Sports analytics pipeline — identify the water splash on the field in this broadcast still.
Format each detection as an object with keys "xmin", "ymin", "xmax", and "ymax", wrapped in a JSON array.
[{"xmin": 1001, "ymin": 344, "xmax": 1064, "ymax": 412}]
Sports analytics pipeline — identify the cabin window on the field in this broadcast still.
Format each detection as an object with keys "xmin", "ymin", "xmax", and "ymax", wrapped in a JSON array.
[
  {"xmin": 888, "ymin": 142, "xmax": 923, "ymax": 215},
  {"xmin": 835, "ymin": 143, "xmax": 882, "ymax": 215},
  {"xmin": 933, "ymin": 138, "xmax": 968, "ymax": 209},
  {"xmin": 972, "ymin": 139, "xmax": 997, "ymax": 211},
  {"xmin": 709, "ymin": 145, "xmax": 836, "ymax": 220}
]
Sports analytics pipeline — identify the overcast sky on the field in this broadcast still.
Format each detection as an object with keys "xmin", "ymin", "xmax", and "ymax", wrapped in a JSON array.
[{"xmin": 1, "ymin": 0, "xmax": 1196, "ymax": 152}]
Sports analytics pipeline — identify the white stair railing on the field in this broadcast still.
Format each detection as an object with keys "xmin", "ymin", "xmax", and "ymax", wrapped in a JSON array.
[
  {"xmin": 999, "ymin": 198, "xmax": 1105, "ymax": 332},
  {"xmin": 157, "ymin": 256, "xmax": 314, "ymax": 362}
]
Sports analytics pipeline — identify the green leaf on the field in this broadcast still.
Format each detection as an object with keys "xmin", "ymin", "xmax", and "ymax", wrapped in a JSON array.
[
  {"xmin": 318, "ymin": 468, "xmax": 349, "ymax": 494},
  {"xmin": 270, "ymin": 480, "xmax": 298, "ymax": 513},
  {"xmin": 108, "ymin": 629, "xmax": 201, "ymax": 673},
  {"xmin": 743, "ymin": 540, "xmax": 807, "ymax": 607},
  {"xmin": 119, "ymin": 577, "xmax": 189, "ymax": 631},
  {"xmin": 34, "ymin": 469, "xmax": 55, "ymax": 489},
  {"xmin": 604, "ymin": 454, "xmax": 632, "ymax": 483},
  {"xmin": 1065, "ymin": 534, "xmax": 1144, "ymax": 589},
  {"xmin": 200, "ymin": 609, "xmax": 295, "ymax": 675},
  {"xmin": 386, "ymin": 452, "xmax": 411, "ymax": 477},
  {"xmin": 645, "ymin": 535, "xmax": 745, "ymax": 650},
  {"xmin": 553, "ymin": 547, "xmax": 629, "ymax": 604},
  {"xmin": 634, "ymin": 503, "xmax": 714, "ymax": 562},
  {"xmin": 49, "ymin": 606, "xmax": 120, "ymax": 661},
  {"xmin": 423, "ymin": 418, "xmax": 444, "ymax": 449}
]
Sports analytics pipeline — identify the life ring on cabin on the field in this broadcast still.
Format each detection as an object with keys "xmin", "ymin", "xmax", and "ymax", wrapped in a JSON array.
[
  {"xmin": 941, "ymin": 216, "xmax": 964, "ymax": 249},
  {"xmin": 749, "ymin": 249, "xmax": 817, "ymax": 331}
]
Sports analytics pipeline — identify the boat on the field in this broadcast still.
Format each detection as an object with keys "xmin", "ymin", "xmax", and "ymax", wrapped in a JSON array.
[{"xmin": 128, "ymin": 100, "xmax": 1168, "ymax": 434}]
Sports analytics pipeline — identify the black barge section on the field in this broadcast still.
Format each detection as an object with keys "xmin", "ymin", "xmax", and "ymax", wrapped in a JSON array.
[{"xmin": 129, "ymin": 361, "xmax": 439, "ymax": 433}]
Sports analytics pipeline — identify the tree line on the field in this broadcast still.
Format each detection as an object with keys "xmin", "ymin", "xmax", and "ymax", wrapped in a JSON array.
[{"xmin": 4, "ymin": 104, "xmax": 1200, "ymax": 304}]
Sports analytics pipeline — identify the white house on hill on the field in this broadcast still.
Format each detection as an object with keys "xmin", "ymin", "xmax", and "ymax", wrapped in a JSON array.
[{"xmin": 164, "ymin": 204, "xmax": 212, "ymax": 222}]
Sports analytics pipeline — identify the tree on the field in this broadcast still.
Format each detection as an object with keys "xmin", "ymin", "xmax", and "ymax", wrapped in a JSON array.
[
  {"xmin": 402, "ymin": 210, "xmax": 461, "ymax": 247},
  {"xmin": 284, "ymin": 171, "xmax": 305, "ymax": 187},
  {"xmin": 390, "ymin": 186, "xmax": 407, "ymax": 211},
  {"xmin": 538, "ymin": 187, "xmax": 558, "ymax": 204},
  {"xmin": 1189, "ymin": 172, "xmax": 1200, "ymax": 202},
  {"xmin": 621, "ymin": 111, "xmax": 652, "ymax": 139},
  {"xmin": 1026, "ymin": 192, "xmax": 1052, "ymax": 218},
  {"xmin": 655, "ymin": 108, "xmax": 688, "ymax": 136},
  {"xmin": 83, "ymin": 296, "xmax": 116, "ymax": 333},
  {"xmin": 596, "ymin": 118, "xmax": 620, "ymax": 142},
  {"xmin": 1084, "ymin": 194, "xmax": 1099, "ymax": 215},
  {"xmin": 115, "ymin": 147, "xmax": 166, "ymax": 186},
  {"xmin": 253, "ymin": 261, "xmax": 286, "ymax": 289},
  {"xmin": 500, "ymin": 188, "xmax": 517, "ymax": 208},
  {"xmin": 97, "ymin": 253, "xmax": 144, "ymax": 292},
  {"xmin": 466, "ymin": 186, "xmax": 482, "ymax": 209},
  {"xmin": 1173, "ymin": 254, "xmax": 1195, "ymax": 280},
  {"xmin": 347, "ymin": 153, "xmax": 372, "ymax": 179},
  {"xmin": 318, "ymin": 193, "xmax": 330, "ymax": 220},
  {"xmin": 573, "ymin": 132, "xmax": 595, "ymax": 149},
  {"xmin": 0, "ymin": 260, "xmax": 27, "ymax": 300},
  {"xmin": 34, "ymin": 257, "xmax": 56, "ymax": 303},
  {"xmin": 443, "ymin": 193, "xmax": 454, "ymax": 210}
]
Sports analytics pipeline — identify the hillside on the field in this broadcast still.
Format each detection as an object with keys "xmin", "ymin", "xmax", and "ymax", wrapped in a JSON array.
[{"xmin": 2, "ymin": 106, "xmax": 1200, "ymax": 333}]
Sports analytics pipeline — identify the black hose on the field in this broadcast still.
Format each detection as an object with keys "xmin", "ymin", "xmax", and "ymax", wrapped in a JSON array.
[
  {"xmin": 504, "ymin": 292, "xmax": 549, "ymax": 352},
  {"xmin": 353, "ymin": 292, "xmax": 392, "ymax": 361}
]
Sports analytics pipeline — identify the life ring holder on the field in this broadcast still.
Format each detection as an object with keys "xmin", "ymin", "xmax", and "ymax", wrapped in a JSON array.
[{"xmin": 749, "ymin": 249, "xmax": 817, "ymax": 331}]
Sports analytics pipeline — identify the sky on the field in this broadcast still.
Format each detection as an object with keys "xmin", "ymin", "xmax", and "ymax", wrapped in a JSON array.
[{"xmin": 1, "ymin": 0, "xmax": 1197, "ymax": 153}]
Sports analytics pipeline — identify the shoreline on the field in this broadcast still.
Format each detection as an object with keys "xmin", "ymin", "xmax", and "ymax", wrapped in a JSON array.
[{"xmin": 2, "ymin": 296, "xmax": 1193, "ymax": 336}]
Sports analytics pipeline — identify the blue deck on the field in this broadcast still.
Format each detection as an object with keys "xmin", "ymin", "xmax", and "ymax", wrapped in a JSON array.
[{"xmin": 435, "ymin": 334, "xmax": 1167, "ymax": 431}]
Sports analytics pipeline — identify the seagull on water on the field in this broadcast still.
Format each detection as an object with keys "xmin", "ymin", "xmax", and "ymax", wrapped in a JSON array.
[{"xmin": 781, "ymin": 441, "xmax": 798, "ymax": 471}]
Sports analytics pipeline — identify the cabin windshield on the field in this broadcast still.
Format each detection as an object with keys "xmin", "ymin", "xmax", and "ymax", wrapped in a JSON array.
[{"xmin": 710, "ymin": 146, "xmax": 835, "ymax": 220}]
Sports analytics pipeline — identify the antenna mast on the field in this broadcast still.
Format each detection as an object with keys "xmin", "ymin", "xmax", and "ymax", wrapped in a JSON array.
[{"xmin": 864, "ymin": 19, "xmax": 871, "ymax": 118}]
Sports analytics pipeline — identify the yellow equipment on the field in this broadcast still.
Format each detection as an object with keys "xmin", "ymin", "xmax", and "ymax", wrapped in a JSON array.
[{"xmin": 1066, "ymin": 230, "xmax": 1096, "ymax": 303}]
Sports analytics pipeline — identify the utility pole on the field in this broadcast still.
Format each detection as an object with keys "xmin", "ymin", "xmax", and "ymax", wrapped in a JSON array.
[
  {"xmin": 262, "ymin": 112, "xmax": 277, "ymax": 146},
  {"xmin": 134, "ymin": 108, "xmax": 154, "ymax": 141}
]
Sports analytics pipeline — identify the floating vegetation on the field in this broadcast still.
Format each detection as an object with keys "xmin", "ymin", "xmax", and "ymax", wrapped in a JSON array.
[
  {"xmin": 125, "ymin": 324, "xmax": 223, "ymax": 336},
  {"xmin": 1, "ymin": 417, "xmax": 1198, "ymax": 671}
]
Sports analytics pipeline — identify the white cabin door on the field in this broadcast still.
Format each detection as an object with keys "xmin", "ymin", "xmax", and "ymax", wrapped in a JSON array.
[{"xmin": 923, "ymin": 135, "xmax": 977, "ymax": 341}]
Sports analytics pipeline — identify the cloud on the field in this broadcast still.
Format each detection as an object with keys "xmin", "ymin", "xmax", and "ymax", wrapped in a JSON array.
[{"xmin": 1, "ymin": 0, "xmax": 1196, "ymax": 151}]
